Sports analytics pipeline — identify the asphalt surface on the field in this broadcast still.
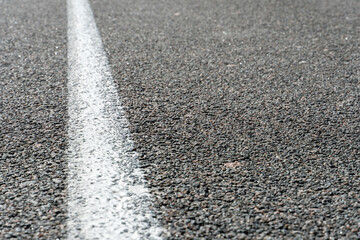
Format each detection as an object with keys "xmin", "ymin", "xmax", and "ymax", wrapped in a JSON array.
[
  {"xmin": 1, "ymin": 0, "xmax": 360, "ymax": 239},
  {"xmin": 0, "ymin": 0, "xmax": 68, "ymax": 239}
]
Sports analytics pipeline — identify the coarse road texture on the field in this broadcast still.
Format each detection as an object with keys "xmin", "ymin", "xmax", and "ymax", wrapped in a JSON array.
[
  {"xmin": 90, "ymin": 0, "xmax": 360, "ymax": 239},
  {"xmin": 1, "ymin": 0, "xmax": 360, "ymax": 239},
  {"xmin": 0, "ymin": 0, "xmax": 68, "ymax": 239}
]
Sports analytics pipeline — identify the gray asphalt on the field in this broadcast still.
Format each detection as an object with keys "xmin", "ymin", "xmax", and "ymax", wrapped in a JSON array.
[
  {"xmin": 0, "ymin": 0, "xmax": 68, "ymax": 239},
  {"xmin": 1, "ymin": 0, "xmax": 360, "ymax": 239}
]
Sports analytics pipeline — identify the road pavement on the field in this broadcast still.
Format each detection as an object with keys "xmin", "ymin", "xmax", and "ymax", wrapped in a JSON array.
[
  {"xmin": 1, "ymin": 0, "xmax": 68, "ymax": 238},
  {"xmin": 1, "ymin": 0, "xmax": 359, "ymax": 239}
]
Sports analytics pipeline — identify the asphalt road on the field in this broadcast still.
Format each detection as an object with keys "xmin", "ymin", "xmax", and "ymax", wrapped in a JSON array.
[
  {"xmin": 1, "ymin": 0, "xmax": 68, "ymax": 239},
  {"xmin": 1, "ymin": 0, "xmax": 360, "ymax": 239}
]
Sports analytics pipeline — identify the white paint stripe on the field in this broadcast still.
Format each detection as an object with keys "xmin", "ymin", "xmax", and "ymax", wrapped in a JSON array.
[{"xmin": 66, "ymin": 0, "xmax": 164, "ymax": 239}]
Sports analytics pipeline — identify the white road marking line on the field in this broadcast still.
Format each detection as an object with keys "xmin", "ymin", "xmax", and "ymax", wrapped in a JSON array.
[{"xmin": 66, "ymin": 0, "xmax": 164, "ymax": 238}]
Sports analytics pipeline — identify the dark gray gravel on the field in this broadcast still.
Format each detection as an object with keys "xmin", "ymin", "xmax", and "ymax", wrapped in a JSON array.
[
  {"xmin": 0, "ymin": 0, "xmax": 68, "ymax": 239},
  {"xmin": 1, "ymin": 0, "xmax": 359, "ymax": 239},
  {"xmin": 90, "ymin": 0, "xmax": 360, "ymax": 239}
]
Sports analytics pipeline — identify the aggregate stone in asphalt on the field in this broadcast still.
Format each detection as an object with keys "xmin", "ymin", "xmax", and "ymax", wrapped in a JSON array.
[
  {"xmin": 1, "ymin": 0, "xmax": 359, "ymax": 239},
  {"xmin": 0, "ymin": 0, "xmax": 68, "ymax": 239},
  {"xmin": 90, "ymin": 0, "xmax": 360, "ymax": 239}
]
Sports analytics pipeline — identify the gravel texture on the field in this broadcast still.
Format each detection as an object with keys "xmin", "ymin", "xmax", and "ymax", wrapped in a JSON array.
[
  {"xmin": 0, "ymin": 0, "xmax": 68, "ymax": 239},
  {"xmin": 90, "ymin": 0, "xmax": 360, "ymax": 239},
  {"xmin": 1, "ymin": 0, "xmax": 359, "ymax": 239}
]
